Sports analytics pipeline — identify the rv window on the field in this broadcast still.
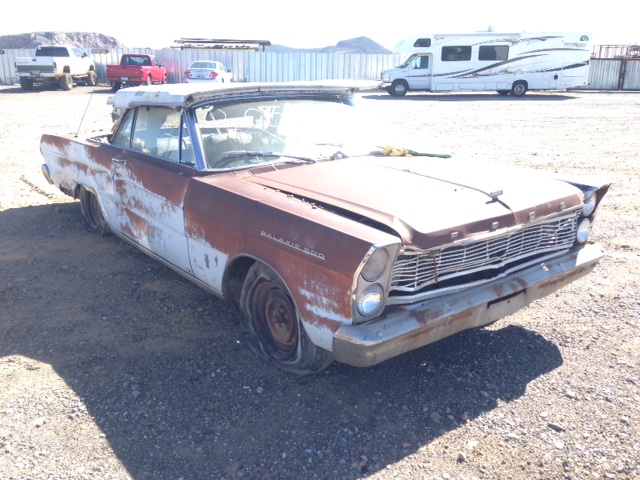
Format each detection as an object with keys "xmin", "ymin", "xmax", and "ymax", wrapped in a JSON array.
[
  {"xmin": 441, "ymin": 46, "xmax": 471, "ymax": 62},
  {"xmin": 479, "ymin": 45, "xmax": 509, "ymax": 61},
  {"xmin": 413, "ymin": 38, "xmax": 431, "ymax": 48}
]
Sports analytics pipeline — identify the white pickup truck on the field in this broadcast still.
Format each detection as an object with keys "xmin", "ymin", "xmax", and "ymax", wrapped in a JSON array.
[{"xmin": 15, "ymin": 45, "xmax": 97, "ymax": 91}]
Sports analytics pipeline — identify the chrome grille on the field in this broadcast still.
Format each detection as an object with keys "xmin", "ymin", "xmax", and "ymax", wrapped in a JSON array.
[{"xmin": 391, "ymin": 210, "xmax": 580, "ymax": 293}]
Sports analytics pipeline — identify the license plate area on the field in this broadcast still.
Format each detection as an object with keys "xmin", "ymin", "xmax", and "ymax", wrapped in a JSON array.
[{"xmin": 487, "ymin": 290, "xmax": 526, "ymax": 322}]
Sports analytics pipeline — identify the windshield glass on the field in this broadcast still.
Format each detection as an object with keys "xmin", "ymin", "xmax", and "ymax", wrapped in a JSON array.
[
  {"xmin": 194, "ymin": 97, "xmax": 384, "ymax": 170},
  {"xmin": 398, "ymin": 54, "xmax": 417, "ymax": 68}
]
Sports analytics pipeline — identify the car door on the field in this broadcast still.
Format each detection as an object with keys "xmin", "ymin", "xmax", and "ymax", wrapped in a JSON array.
[
  {"xmin": 109, "ymin": 106, "xmax": 194, "ymax": 274},
  {"xmin": 407, "ymin": 55, "xmax": 432, "ymax": 90}
]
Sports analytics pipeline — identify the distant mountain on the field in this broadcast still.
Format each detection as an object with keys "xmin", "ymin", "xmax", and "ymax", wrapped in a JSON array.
[
  {"xmin": 0, "ymin": 32, "xmax": 391, "ymax": 54},
  {"xmin": 266, "ymin": 36, "xmax": 392, "ymax": 54},
  {"xmin": 0, "ymin": 32, "xmax": 124, "ymax": 49}
]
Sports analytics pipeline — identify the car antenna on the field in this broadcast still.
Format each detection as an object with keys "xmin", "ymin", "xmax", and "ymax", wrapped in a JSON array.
[{"xmin": 76, "ymin": 91, "xmax": 95, "ymax": 137}]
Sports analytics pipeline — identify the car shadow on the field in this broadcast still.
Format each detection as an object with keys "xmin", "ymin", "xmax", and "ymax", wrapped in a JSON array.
[
  {"xmin": 362, "ymin": 92, "xmax": 579, "ymax": 102},
  {"xmin": 0, "ymin": 201, "xmax": 564, "ymax": 479}
]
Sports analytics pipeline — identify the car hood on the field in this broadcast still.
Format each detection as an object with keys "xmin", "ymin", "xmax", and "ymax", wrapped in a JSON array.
[{"xmin": 245, "ymin": 156, "xmax": 583, "ymax": 249}]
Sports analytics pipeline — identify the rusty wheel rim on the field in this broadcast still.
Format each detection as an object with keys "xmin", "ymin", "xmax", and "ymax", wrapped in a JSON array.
[{"xmin": 254, "ymin": 282, "xmax": 298, "ymax": 360}]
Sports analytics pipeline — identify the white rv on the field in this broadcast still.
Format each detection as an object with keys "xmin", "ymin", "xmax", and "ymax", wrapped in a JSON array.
[{"xmin": 381, "ymin": 32, "xmax": 592, "ymax": 96}]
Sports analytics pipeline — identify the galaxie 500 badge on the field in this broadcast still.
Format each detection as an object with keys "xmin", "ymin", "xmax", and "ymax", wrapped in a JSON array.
[{"xmin": 260, "ymin": 231, "xmax": 326, "ymax": 260}]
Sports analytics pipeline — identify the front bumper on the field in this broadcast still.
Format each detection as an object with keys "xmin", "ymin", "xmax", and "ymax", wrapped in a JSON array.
[{"xmin": 332, "ymin": 243, "xmax": 604, "ymax": 367}]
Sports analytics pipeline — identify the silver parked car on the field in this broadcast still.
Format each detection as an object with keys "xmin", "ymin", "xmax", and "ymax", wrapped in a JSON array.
[{"xmin": 184, "ymin": 60, "xmax": 233, "ymax": 83}]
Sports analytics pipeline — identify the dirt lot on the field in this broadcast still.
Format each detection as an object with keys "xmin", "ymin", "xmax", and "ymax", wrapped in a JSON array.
[{"xmin": 0, "ymin": 84, "xmax": 638, "ymax": 480}]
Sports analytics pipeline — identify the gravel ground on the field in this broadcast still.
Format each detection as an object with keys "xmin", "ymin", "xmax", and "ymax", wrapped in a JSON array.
[{"xmin": 0, "ymin": 84, "xmax": 638, "ymax": 480}]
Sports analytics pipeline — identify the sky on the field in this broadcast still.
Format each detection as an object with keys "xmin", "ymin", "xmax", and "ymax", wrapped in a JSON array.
[{"xmin": 2, "ymin": 1, "xmax": 638, "ymax": 50}]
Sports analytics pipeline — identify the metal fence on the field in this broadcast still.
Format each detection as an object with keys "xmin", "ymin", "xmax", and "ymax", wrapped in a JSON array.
[
  {"xmin": 2, "ymin": 47, "xmax": 639, "ymax": 91},
  {"xmin": 0, "ymin": 48, "xmax": 400, "ymax": 86}
]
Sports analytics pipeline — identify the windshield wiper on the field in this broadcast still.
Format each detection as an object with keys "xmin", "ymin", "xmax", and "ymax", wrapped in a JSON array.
[
  {"xmin": 220, "ymin": 151, "xmax": 279, "ymax": 159},
  {"xmin": 219, "ymin": 151, "xmax": 318, "ymax": 164}
]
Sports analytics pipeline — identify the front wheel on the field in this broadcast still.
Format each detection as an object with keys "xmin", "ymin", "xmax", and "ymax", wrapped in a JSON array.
[
  {"xmin": 389, "ymin": 80, "xmax": 408, "ymax": 97},
  {"xmin": 59, "ymin": 73, "xmax": 73, "ymax": 90},
  {"xmin": 240, "ymin": 263, "xmax": 334, "ymax": 375},
  {"xmin": 79, "ymin": 186, "xmax": 109, "ymax": 236},
  {"xmin": 511, "ymin": 81, "xmax": 528, "ymax": 97}
]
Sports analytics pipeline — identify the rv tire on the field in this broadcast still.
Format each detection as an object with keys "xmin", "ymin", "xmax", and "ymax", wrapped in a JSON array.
[
  {"xmin": 511, "ymin": 81, "xmax": 528, "ymax": 97},
  {"xmin": 389, "ymin": 80, "xmax": 408, "ymax": 97}
]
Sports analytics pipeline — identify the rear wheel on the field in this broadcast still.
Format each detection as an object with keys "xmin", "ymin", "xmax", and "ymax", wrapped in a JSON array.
[
  {"xmin": 240, "ymin": 263, "xmax": 334, "ymax": 375},
  {"xmin": 111, "ymin": 81, "xmax": 121, "ymax": 92},
  {"xmin": 511, "ymin": 81, "xmax": 528, "ymax": 97},
  {"xmin": 389, "ymin": 80, "xmax": 408, "ymax": 97},
  {"xmin": 79, "ymin": 186, "xmax": 109, "ymax": 236},
  {"xmin": 146, "ymin": 75, "xmax": 152, "ymax": 86},
  {"xmin": 86, "ymin": 71, "xmax": 97, "ymax": 86},
  {"xmin": 59, "ymin": 73, "xmax": 73, "ymax": 90},
  {"xmin": 19, "ymin": 78, "xmax": 34, "ymax": 90}
]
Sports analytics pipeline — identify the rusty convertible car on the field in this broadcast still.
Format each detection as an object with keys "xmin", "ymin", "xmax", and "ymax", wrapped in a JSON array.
[{"xmin": 40, "ymin": 81, "xmax": 609, "ymax": 375}]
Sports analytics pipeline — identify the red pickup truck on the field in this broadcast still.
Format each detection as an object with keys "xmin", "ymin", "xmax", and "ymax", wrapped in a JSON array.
[{"xmin": 106, "ymin": 54, "xmax": 167, "ymax": 91}]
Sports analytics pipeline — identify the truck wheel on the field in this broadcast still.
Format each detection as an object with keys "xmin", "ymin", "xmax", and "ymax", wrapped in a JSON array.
[
  {"xmin": 59, "ymin": 73, "xmax": 73, "ymax": 90},
  {"xmin": 161, "ymin": 74, "xmax": 167, "ymax": 84},
  {"xmin": 511, "ymin": 81, "xmax": 528, "ymax": 97},
  {"xmin": 19, "ymin": 78, "xmax": 34, "ymax": 90},
  {"xmin": 389, "ymin": 80, "xmax": 408, "ymax": 97},
  {"xmin": 79, "ymin": 186, "xmax": 109, "ymax": 236},
  {"xmin": 111, "ymin": 82, "xmax": 121, "ymax": 92},
  {"xmin": 86, "ymin": 71, "xmax": 97, "ymax": 86},
  {"xmin": 146, "ymin": 75, "xmax": 152, "ymax": 86},
  {"xmin": 240, "ymin": 262, "xmax": 334, "ymax": 375}
]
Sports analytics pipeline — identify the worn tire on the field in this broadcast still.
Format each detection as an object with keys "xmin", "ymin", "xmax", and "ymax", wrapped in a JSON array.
[
  {"xmin": 389, "ymin": 80, "xmax": 408, "ymax": 97},
  {"xmin": 86, "ymin": 71, "xmax": 97, "ymax": 86},
  {"xmin": 511, "ymin": 81, "xmax": 528, "ymax": 97},
  {"xmin": 240, "ymin": 263, "xmax": 334, "ymax": 375},
  {"xmin": 19, "ymin": 78, "xmax": 34, "ymax": 90},
  {"xmin": 59, "ymin": 73, "xmax": 73, "ymax": 90},
  {"xmin": 79, "ymin": 186, "xmax": 109, "ymax": 236}
]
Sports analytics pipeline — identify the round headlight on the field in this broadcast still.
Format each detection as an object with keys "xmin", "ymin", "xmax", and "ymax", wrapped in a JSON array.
[
  {"xmin": 362, "ymin": 248, "xmax": 389, "ymax": 282},
  {"xmin": 357, "ymin": 284, "xmax": 384, "ymax": 317},
  {"xmin": 576, "ymin": 218, "xmax": 592, "ymax": 243},
  {"xmin": 582, "ymin": 193, "xmax": 597, "ymax": 217}
]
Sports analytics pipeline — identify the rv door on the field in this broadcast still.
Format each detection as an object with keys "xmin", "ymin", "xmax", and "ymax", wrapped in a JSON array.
[{"xmin": 406, "ymin": 55, "xmax": 432, "ymax": 90}]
